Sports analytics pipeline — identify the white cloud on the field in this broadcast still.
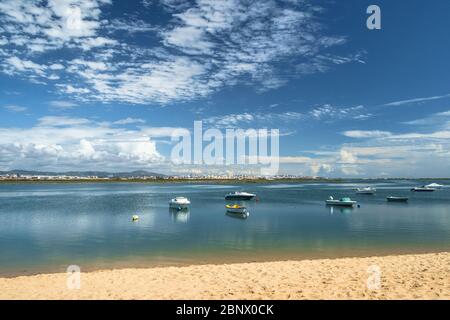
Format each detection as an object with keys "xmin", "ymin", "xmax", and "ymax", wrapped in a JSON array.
[
  {"xmin": 387, "ymin": 131, "xmax": 450, "ymax": 140},
  {"xmin": 77, "ymin": 36, "xmax": 118, "ymax": 51},
  {"xmin": 3, "ymin": 105, "xmax": 27, "ymax": 112},
  {"xmin": 0, "ymin": 116, "xmax": 176, "ymax": 170},
  {"xmin": 437, "ymin": 110, "xmax": 450, "ymax": 116},
  {"xmin": 38, "ymin": 116, "xmax": 92, "ymax": 127},
  {"xmin": 106, "ymin": 18, "xmax": 158, "ymax": 34},
  {"xmin": 296, "ymin": 52, "xmax": 365, "ymax": 74},
  {"xmin": 62, "ymin": 85, "xmax": 91, "ymax": 94},
  {"xmin": 164, "ymin": 26, "xmax": 212, "ymax": 54},
  {"xmin": 49, "ymin": 101, "xmax": 79, "ymax": 109},
  {"xmin": 384, "ymin": 93, "xmax": 450, "ymax": 107},
  {"xmin": 0, "ymin": 0, "xmax": 113, "ymax": 50},
  {"xmin": 402, "ymin": 109, "xmax": 450, "ymax": 127},
  {"xmin": 70, "ymin": 59, "xmax": 108, "ymax": 71},
  {"xmin": 309, "ymin": 104, "xmax": 370, "ymax": 121},
  {"xmin": 203, "ymin": 111, "xmax": 303, "ymax": 128},
  {"xmin": 343, "ymin": 130, "xmax": 392, "ymax": 138},
  {"xmin": 4, "ymin": 56, "xmax": 46, "ymax": 76},
  {"xmin": 0, "ymin": 0, "xmax": 359, "ymax": 104},
  {"xmin": 113, "ymin": 118, "xmax": 146, "ymax": 125},
  {"xmin": 49, "ymin": 63, "xmax": 65, "ymax": 70},
  {"xmin": 202, "ymin": 105, "xmax": 371, "ymax": 129},
  {"xmin": 339, "ymin": 149, "xmax": 358, "ymax": 164}
]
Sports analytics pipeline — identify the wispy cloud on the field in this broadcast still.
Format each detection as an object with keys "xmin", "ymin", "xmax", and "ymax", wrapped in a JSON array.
[
  {"xmin": 106, "ymin": 18, "xmax": 158, "ymax": 34},
  {"xmin": 203, "ymin": 104, "xmax": 372, "ymax": 128},
  {"xmin": 49, "ymin": 101, "xmax": 79, "ymax": 110},
  {"xmin": 342, "ymin": 127, "xmax": 450, "ymax": 142},
  {"xmin": 384, "ymin": 93, "xmax": 450, "ymax": 107},
  {"xmin": 308, "ymin": 104, "xmax": 371, "ymax": 121},
  {"xmin": 342, "ymin": 130, "xmax": 392, "ymax": 138},
  {"xmin": 113, "ymin": 118, "xmax": 146, "ymax": 125},
  {"xmin": 38, "ymin": 116, "xmax": 92, "ymax": 127},
  {"xmin": 3, "ymin": 105, "xmax": 27, "ymax": 113},
  {"xmin": 203, "ymin": 111, "xmax": 303, "ymax": 128},
  {"xmin": 402, "ymin": 109, "xmax": 450, "ymax": 128}
]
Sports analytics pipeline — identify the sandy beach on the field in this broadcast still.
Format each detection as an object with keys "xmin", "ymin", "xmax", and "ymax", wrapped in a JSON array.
[{"xmin": 0, "ymin": 252, "xmax": 448, "ymax": 300}]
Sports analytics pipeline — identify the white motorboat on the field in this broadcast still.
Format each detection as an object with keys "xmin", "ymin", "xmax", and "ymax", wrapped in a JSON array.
[
  {"xmin": 325, "ymin": 196, "xmax": 357, "ymax": 207},
  {"xmin": 411, "ymin": 186, "xmax": 436, "ymax": 192},
  {"xmin": 225, "ymin": 191, "xmax": 256, "ymax": 200},
  {"xmin": 356, "ymin": 187, "xmax": 376, "ymax": 195},
  {"xmin": 169, "ymin": 197, "xmax": 191, "ymax": 209}
]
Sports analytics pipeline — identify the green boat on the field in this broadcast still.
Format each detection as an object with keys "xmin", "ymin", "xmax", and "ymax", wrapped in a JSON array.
[
  {"xmin": 387, "ymin": 196, "xmax": 409, "ymax": 202},
  {"xmin": 325, "ymin": 196, "xmax": 357, "ymax": 207}
]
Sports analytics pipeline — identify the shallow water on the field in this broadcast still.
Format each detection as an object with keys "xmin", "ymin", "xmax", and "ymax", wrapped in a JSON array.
[{"xmin": 0, "ymin": 181, "xmax": 449, "ymax": 275}]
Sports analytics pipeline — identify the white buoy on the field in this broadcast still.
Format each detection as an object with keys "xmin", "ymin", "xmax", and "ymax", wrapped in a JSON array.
[{"xmin": 132, "ymin": 215, "xmax": 139, "ymax": 221}]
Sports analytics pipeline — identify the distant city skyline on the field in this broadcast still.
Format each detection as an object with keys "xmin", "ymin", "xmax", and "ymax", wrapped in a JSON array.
[{"xmin": 1, "ymin": 0, "xmax": 450, "ymax": 177}]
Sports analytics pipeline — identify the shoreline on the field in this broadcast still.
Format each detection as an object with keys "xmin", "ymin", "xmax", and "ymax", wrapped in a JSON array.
[
  {"xmin": 1, "ymin": 252, "xmax": 449, "ymax": 299},
  {"xmin": 1, "ymin": 178, "xmax": 450, "ymax": 184},
  {"xmin": 2, "ymin": 246, "xmax": 450, "ymax": 278}
]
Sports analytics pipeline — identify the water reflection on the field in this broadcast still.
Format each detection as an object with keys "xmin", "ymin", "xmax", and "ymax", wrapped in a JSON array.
[
  {"xmin": 169, "ymin": 207, "xmax": 190, "ymax": 223},
  {"xmin": 225, "ymin": 211, "xmax": 249, "ymax": 220},
  {"xmin": 329, "ymin": 206, "xmax": 354, "ymax": 215}
]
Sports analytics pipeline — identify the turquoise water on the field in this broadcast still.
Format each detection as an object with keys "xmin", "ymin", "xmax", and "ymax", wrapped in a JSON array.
[{"xmin": 0, "ymin": 181, "xmax": 450, "ymax": 275}]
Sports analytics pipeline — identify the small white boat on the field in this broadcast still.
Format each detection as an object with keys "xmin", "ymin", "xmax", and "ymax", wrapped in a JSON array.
[
  {"xmin": 411, "ymin": 186, "xmax": 436, "ymax": 192},
  {"xmin": 225, "ymin": 204, "xmax": 248, "ymax": 214},
  {"xmin": 356, "ymin": 187, "xmax": 376, "ymax": 195},
  {"xmin": 425, "ymin": 183, "xmax": 444, "ymax": 189},
  {"xmin": 225, "ymin": 191, "xmax": 256, "ymax": 200},
  {"xmin": 325, "ymin": 196, "xmax": 357, "ymax": 207},
  {"xmin": 169, "ymin": 197, "xmax": 191, "ymax": 209}
]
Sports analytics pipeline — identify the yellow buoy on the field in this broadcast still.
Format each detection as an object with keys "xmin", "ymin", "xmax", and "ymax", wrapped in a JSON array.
[{"xmin": 132, "ymin": 215, "xmax": 139, "ymax": 221}]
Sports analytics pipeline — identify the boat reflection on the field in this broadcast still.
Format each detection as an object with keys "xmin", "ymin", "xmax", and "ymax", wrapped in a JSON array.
[
  {"xmin": 225, "ymin": 211, "xmax": 249, "ymax": 220},
  {"xmin": 169, "ymin": 207, "xmax": 190, "ymax": 223},
  {"xmin": 329, "ymin": 206, "xmax": 354, "ymax": 215}
]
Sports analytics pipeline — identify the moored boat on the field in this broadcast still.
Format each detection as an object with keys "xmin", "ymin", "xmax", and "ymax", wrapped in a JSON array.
[
  {"xmin": 387, "ymin": 196, "xmax": 409, "ymax": 202},
  {"xmin": 169, "ymin": 197, "xmax": 191, "ymax": 209},
  {"xmin": 325, "ymin": 196, "xmax": 357, "ymax": 207},
  {"xmin": 411, "ymin": 186, "xmax": 436, "ymax": 192},
  {"xmin": 225, "ymin": 191, "xmax": 256, "ymax": 200},
  {"xmin": 225, "ymin": 204, "xmax": 248, "ymax": 214},
  {"xmin": 356, "ymin": 187, "xmax": 376, "ymax": 195}
]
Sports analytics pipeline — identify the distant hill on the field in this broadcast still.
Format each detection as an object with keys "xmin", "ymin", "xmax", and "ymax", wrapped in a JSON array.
[{"xmin": 0, "ymin": 170, "xmax": 166, "ymax": 178}]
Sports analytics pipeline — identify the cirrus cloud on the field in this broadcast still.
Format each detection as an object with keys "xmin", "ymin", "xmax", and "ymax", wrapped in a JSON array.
[{"xmin": 0, "ymin": 0, "xmax": 362, "ymax": 105}]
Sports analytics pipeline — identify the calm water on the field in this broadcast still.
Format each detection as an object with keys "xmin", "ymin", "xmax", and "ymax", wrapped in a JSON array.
[{"xmin": 0, "ymin": 181, "xmax": 450, "ymax": 275}]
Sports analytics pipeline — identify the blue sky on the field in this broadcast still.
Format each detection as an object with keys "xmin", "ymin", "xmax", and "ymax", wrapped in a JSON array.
[{"xmin": 1, "ymin": 0, "xmax": 450, "ymax": 177}]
